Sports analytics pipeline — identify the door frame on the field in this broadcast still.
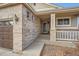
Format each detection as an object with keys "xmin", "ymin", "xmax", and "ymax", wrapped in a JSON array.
[{"xmin": 41, "ymin": 21, "xmax": 50, "ymax": 34}]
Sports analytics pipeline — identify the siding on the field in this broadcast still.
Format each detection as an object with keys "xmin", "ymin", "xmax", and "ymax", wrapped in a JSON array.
[{"xmin": 71, "ymin": 16, "xmax": 77, "ymax": 27}]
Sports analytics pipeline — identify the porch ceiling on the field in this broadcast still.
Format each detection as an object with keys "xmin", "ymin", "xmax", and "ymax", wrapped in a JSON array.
[
  {"xmin": 36, "ymin": 7, "xmax": 79, "ymax": 16},
  {"xmin": 38, "ymin": 10, "xmax": 79, "ymax": 20},
  {"xmin": 37, "ymin": 7, "xmax": 79, "ymax": 20},
  {"xmin": 38, "ymin": 11, "xmax": 79, "ymax": 20},
  {"xmin": 38, "ymin": 14, "xmax": 50, "ymax": 20}
]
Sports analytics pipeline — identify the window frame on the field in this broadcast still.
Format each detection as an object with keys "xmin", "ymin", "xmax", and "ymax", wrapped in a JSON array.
[{"xmin": 56, "ymin": 17, "xmax": 71, "ymax": 26}]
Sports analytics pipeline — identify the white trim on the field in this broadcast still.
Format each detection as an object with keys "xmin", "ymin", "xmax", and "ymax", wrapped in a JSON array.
[
  {"xmin": 56, "ymin": 17, "xmax": 71, "ymax": 26},
  {"xmin": 35, "ymin": 8, "xmax": 56, "ymax": 12}
]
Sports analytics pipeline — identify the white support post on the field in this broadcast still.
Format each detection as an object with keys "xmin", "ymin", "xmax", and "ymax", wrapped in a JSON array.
[{"xmin": 50, "ymin": 13, "xmax": 56, "ymax": 42}]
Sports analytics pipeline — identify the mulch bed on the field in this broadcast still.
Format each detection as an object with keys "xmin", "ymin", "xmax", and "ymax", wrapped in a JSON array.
[{"xmin": 41, "ymin": 44, "xmax": 79, "ymax": 56}]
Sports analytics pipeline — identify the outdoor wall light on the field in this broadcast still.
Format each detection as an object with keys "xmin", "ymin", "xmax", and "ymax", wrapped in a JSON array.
[{"xmin": 15, "ymin": 14, "xmax": 19, "ymax": 22}]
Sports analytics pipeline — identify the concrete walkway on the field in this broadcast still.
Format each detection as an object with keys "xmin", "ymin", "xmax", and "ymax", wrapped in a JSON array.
[
  {"xmin": 22, "ymin": 41, "xmax": 44, "ymax": 56},
  {"xmin": 37, "ymin": 34, "xmax": 76, "ymax": 48},
  {"xmin": 0, "ymin": 40, "xmax": 44, "ymax": 56},
  {"xmin": 0, "ymin": 48, "xmax": 19, "ymax": 56},
  {"xmin": 38, "ymin": 34, "xmax": 50, "ymax": 40}
]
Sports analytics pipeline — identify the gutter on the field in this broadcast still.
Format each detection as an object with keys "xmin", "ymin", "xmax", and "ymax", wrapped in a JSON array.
[{"xmin": 0, "ymin": 3, "xmax": 19, "ymax": 9}]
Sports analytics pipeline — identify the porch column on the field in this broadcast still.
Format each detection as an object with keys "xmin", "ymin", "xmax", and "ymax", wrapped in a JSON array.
[{"xmin": 50, "ymin": 13, "xmax": 56, "ymax": 42}]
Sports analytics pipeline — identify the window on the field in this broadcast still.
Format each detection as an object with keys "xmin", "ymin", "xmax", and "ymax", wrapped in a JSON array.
[
  {"xmin": 32, "ymin": 15, "xmax": 33, "ymax": 21},
  {"xmin": 58, "ymin": 19, "xmax": 63, "ymax": 25},
  {"xmin": 57, "ymin": 17, "xmax": 70, "ymax": 26},
  {"xmin": 64, "ymin": 18, "xmax": 69, "ymax": 25},
  {"xmin": 27, "ymin": 11, "xmax": 29, "ymax": 17}
]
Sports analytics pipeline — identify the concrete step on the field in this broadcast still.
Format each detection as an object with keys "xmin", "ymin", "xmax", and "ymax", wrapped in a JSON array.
[{"xmin": 22, "ymin": 41, "xmax": 44, "ymax": 56}]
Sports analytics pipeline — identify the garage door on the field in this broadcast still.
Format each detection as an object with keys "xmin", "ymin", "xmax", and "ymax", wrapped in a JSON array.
[{"xmin": 0, "ymin": 20, "xmax": 13, "ymax": 49}]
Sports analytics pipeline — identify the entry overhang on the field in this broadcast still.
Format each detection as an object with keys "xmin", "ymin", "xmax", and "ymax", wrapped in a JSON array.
[
  {"xmin": 35, "ymin": 7, "xmax": 79, "ymax": 16},
  {"xmin": 35, "ymin": 7, "xmax": 79, "ymax": 20}
]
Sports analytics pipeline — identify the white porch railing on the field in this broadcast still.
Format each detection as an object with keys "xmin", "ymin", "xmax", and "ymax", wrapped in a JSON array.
[{"xmin": 56, "ymin": 30, "xmax": 79, "ymax": 41}]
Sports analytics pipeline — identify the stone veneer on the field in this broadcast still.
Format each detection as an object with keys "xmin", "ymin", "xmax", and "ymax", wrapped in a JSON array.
[
  {"xmin": 0, "ymin": 4, "xmax": 23, "ymax": 53},
  {"xmin": 22, "ymin": 5, "xmax": 41, "ymax": 50},
  {"xmin": 0, "ymin": 4, "xmax": 41, "ymax": 53}
]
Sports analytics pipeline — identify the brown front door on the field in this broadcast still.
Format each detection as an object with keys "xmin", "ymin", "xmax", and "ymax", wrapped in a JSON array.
[{"xmin": 0, "ymin": 21, "xmax": 13, "ymax": 49}]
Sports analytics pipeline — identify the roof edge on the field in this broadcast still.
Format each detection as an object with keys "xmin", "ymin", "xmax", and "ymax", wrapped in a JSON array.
[{"xmin": 45, "ymin": 3, "xmax": 63, "ymax": 8}]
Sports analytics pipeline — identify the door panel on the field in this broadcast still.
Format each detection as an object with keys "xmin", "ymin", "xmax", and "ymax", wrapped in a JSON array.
[{"xmin": 0, "ymin": 26, "xmax": 13, "ymax": 49}]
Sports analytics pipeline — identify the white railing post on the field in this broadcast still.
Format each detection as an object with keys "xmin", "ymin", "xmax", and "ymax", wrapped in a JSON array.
[{"xmin": 56, "ymin": 30, "xmax": 79, "ymax": 41}]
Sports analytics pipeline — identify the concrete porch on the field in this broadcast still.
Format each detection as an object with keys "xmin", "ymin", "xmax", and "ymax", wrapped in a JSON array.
[
  {"xmin": 37, "ymin": 34, "xmax": 76, "ymax": 48},
  {"xmin": 0, "ymin": 40, "xmax": 44, "ymax": 56}
]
